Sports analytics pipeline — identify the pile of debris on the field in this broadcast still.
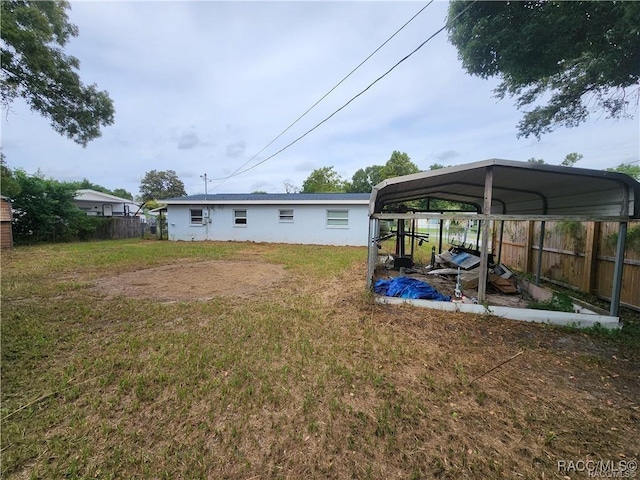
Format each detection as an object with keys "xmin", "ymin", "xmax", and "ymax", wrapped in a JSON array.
[
  {"xmin": 374, "ymin": 245, "xmax": 610, "ymax": 317},
  {"xmin": 425, "ymin": 246, "xmax": 518, "ymax": 295}
]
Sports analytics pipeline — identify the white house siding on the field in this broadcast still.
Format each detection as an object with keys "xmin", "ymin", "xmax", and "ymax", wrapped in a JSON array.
[
  {"xmin": 166, "ymin": 203, "xmax": 370, "ymax": 246},
  {"xmin": 75, "ymin": 201, "xmax": 128, "ymax": 216},
  {"xmin": 74, "ymin": 189, "xmax": 140, "ymax": 217}
]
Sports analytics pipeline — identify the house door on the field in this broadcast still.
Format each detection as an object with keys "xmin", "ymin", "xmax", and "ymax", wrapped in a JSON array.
[{"xmin": 102, "ymin": 204, "xmax": 113, "ymax": 217}]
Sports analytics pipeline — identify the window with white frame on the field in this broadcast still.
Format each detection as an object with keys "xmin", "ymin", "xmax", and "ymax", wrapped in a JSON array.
[
  {"xmin": 326, "ymin": 209, "xmax": 349, "ymax": 228},
  {"xmin": 279, "ymin": 208, "xmax": 294, "ymax": 222},
  {"xmin": 190, "ymin": 208, "xmax": 203, "ymax": 225},
  {"xmin": 233, "ymin": 209, "xmax": 247, "ymax": 226}
]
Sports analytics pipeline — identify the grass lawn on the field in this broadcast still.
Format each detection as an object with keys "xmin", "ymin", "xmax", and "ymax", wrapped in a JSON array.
[{"xmin": 2, "ymin": 239, "xmax": 638, "ymax": 479}]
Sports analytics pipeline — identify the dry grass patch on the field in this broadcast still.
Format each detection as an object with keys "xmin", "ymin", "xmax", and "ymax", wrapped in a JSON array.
[{"xmin": 2, "ymin": 240, "xmax": 638, "ymax": 479}]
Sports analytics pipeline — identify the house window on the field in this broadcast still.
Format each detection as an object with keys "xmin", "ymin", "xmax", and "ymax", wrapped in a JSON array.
[
  {"xmin": 326, "ymin": 209, "xmax": 349, "ymax": 228},
  {"xmin": 279, "ymin": 209, "xmax": 294, "ymax": 222},
  {"xmin": 234, "ymin": 209, "xmax": 247, "ymax": 226},
  {"xmin": 190, "ymin": 208, "xmax": 203, "ymax": 225}
]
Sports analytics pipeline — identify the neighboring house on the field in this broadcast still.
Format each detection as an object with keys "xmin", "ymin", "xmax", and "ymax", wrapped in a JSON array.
[
  {"xmin": 74, "ymin": 189, "xmax": 141, "ymax": 217},
  {"xmin": 161, "ymin": 193, "xmax": 371, "ymax": 246}
]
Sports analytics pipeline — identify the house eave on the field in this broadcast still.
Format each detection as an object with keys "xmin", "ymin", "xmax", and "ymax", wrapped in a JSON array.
[{"xmin": 163, "ymin": 200, "xmax": 370, "ymax": 206}]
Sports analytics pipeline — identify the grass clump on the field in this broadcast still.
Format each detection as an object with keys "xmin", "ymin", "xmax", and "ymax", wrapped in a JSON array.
[{"xmin": 528, "ymin": 292, "xmax": 574, "ymax": 312}]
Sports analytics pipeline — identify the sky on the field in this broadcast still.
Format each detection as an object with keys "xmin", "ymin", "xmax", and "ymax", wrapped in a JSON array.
[{"xmin": 2, "ymin": 1, "xmax": 639, "ymax": 199}]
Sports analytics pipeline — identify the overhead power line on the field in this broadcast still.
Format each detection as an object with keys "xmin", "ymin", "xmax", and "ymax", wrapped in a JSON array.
[
  {"xmin": 213, "ymin": 0, "xmax": 478, "ymax": 185},
  {"xmin": 210, "ymin": 1, "xmax": 434, "ymax": 190},
  {"xmin": 214, "ymin": 2, "xmax": 474, "ymax": 182}
]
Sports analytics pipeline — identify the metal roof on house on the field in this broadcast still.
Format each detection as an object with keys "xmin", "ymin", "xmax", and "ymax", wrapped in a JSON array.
[
  {"xmin": 75, "ymin": 189, "xmax": 141, "ymax": 205},
  {"xmin": 161, "ymin": 193, "xmax": 371, "ymax": 204},
  {"xmin": 370, "ymin": 159, "xmax": 640, "ymax": 219}
]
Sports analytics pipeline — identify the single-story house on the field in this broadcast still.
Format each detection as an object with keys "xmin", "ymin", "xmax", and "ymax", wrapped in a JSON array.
[
  {"xmin": 160, "ymin": 193, "xmax": 371, "ymax": 246},
  {"xmin": 74, "ymin": 189, "xmax": 141, "ymax": 217}
]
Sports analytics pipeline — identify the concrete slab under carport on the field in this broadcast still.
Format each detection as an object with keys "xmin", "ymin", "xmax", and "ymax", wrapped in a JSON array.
[{"xmin": 375, "ymin": 296, "xmax": 621, "ymax": 330}]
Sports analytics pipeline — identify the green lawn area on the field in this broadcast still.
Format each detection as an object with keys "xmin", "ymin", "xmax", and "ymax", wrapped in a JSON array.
[{"xmin": 2, "ymin": 239, "xmax": 638, "ymax": 479}]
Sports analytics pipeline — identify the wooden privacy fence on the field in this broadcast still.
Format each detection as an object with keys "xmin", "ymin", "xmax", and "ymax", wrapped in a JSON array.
[
  {"xmin": 92, "ymin": 216, "xmax": 143, "ymax": 240},
  {"xmin": 495, "ymin": 220, "xmax": 640, "ymax": 310}
]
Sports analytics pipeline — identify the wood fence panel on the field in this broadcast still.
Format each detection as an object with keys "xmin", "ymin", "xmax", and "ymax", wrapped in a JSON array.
[
  {"xmin": 93, "ymin": 217, "xmax": 142, "ymax": 240},
  {"xmin": 593, "ymin": 222, "xmax": 640, "ymax": 308},
  {"xmin": 494, "ymin": 220, "xmax": 640, "ymax": 309},
  {"xmin": 498, "ymin": 221, "xmax": 529, "ymax": 270}
]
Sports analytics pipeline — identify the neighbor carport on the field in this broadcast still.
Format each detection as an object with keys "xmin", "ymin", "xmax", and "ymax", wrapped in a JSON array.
[{"xmin": 368, "ymin": 159, "xmax": 640, "ymax": 317}]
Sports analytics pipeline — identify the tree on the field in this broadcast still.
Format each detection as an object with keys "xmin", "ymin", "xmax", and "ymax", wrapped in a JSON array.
[
  {"xmin": 607, "ymin": 163, "xmax": 640, "ymax": 181},
  {"xmin": 527, "ymin": 158, "xmax": 545, "ymax": 164},
  {"xmin": 428, "ymin": 163, "xmax": 445, "ymax": 170},
  {"xmin": 10, "ymin": 168, "xmax": 91, "ymax": 243},
  {"xmin": 447, "ymin": 1, "xmax": 640, "ymax": 138},
  {"xmin": 283, "ymin": 182, "xmax": 299, "ymax": 194},
  {"xmin": 344, "ymin": 152, "xmax": 419, "ymax": 193},
  {"xmin": 380, "ymin": 151, "xmax": 420, "ymax": 179},
  {"xmin": 139, "ymin": 170, "xmax": 186, "ymax": 201},
  {"xmin": 111, "ymin": 188, "xmax": 133, "ymax": 200},
  {"xmin": 561, "ymin": 152, "xmax": 583, "ymax": 168},
  {"xmin": 1, "ymin": 155, "xmax": 22, "ymax": 198},
  {"xmin": 68, "ymin": 178, "xmax": 133, "ymax": 200},
  {"xmin": 347, "ymin": 165, "xmax": 384, "ymax": 193},
  {"xmin": 301, "ymin": 166, "xmax": 346, "ymax": 193},
  {"xmin": 71, "ymin": 178, "xmax": 110, "ymax": 193},
  {"xmin": 1, "ymin": 0, "xmax": 115, "ymax": 146}
]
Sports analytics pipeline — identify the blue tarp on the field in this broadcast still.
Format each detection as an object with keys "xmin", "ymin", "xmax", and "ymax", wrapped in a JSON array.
[{"xmin": 374, "ymin": 277, "xmax": 451, "ymax": 302}]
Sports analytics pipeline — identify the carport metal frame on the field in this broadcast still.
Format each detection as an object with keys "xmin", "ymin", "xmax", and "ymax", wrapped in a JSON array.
[{"xmin": 368, "ymin": 160, "xmax": 640, "ymax": 319}]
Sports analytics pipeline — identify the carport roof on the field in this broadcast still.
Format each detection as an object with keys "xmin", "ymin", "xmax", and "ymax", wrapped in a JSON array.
[{"xmin": 370, "ymin": 159, "xmax": 640, "ymax": 219}]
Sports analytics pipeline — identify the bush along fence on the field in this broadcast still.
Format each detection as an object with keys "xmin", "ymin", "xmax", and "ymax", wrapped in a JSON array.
[{"xmin": 495, "ymin": 220, "xmax": 640, "ymax": 310}]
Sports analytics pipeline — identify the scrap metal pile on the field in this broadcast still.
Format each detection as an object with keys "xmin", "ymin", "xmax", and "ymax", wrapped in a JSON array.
[{"xmin": 426, "ymin": 245, "xmax": 518, "ymax": 295}]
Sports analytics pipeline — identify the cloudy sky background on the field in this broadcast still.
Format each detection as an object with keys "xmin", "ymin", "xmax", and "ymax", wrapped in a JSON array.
[{"xmin": 2, "ymin": 1, "xmax": 638, "ymax": 198}]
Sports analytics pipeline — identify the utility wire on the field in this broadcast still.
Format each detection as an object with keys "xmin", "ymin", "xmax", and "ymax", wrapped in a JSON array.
[
  {"xmin": 211, "ymin": 0, "xmax": 477, "ymax": 184},
  {"xmin": 210, "ymin": 1, "xmax": 434, "ymax": 190}
]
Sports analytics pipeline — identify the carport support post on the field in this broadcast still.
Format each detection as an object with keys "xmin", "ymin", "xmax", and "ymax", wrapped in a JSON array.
[
  {"xmin": 367, "ymin": 217, "xmax": 379, "ymax": 289},
  {"xmin": 477, "ymin": 166, "xmax": 493, "ymax": 304},
  {"xmin": 610, "ymin": 221, "xmax": 627, "ymax": 316}
]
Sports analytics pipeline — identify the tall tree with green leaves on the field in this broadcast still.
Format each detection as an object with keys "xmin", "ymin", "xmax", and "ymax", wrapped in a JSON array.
[
  {"xmin": 380, "ymin": 151, "xmax": 420, "ymax": 179},
  {"xmin": 607, "ymin": 163, "xmax": 640, "ymax": 181},
  {"xmin": 301, "ymin": 166, "xmax": 346, "ymax": 193},
  {"xmin": 0, "ymin": 155, "xmax": 22, "ymax": 198},
  {"xmin": 1, "ymin": 0, "xmax": 115, "ymax": 146},
  {"xmin": 447, "ymin": 1, "xmax": 640, "ymax": 138},
  {"xmin": 139, "ymin": 170, "xmax": 186, "ymax": 201},
  {"xmin": 111, "ymin": 188, "xmax": 133, "ymax": 200},
  {"xmin": 347, "ymin": 165, "xmax": 384, "ymax": 193},
  {"xmin": 69, "ymin": 178, "xmax": 133, "ymax": 200},
  {"xmin": 345, "ymin": 152, "xmax": 419, "ymax": 193}
]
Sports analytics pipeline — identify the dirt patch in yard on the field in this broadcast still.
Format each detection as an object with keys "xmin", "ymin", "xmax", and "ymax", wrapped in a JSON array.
[{"xmin": 95, "ymin": 259, "xmax": 287, "ymax": 302}]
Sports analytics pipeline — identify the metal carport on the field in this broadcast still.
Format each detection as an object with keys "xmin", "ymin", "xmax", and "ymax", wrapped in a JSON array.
[{"xmin": 368, "ymin": 159, "xmax": 640, "ymax": 318}]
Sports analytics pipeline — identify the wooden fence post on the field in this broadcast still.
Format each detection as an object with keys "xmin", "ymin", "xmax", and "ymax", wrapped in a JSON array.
[
  {"xmin": 582, "ymin": 222, "xmax": 599, "ymax": 294},
  {"xmin": 522, "ymin": 221, "xmax": 534, "ymax": 276}
]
